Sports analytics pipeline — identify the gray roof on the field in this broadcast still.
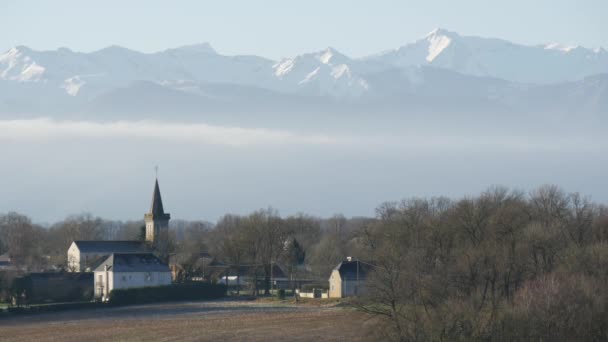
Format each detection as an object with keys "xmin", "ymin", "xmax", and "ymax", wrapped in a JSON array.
[
  {"xmin": 94, "ymin": 253, "xmax": 170, "ymax": 273},
  {"xmin": 72, "ymin": 241, "xmax": 149, "ymax": 254},
  {"xmin": 333, "ymin": 259, "xmax": 373, "ymax": 280}
]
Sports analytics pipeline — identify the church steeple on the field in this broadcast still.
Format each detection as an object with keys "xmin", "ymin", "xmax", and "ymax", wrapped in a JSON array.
[
  {"xmin": 144, "ymin": 178, "xmax": 170, "ymax": 248},
  {"xmin": 150, "ymin": 178, "xmax": 166, "ymax": 217}
]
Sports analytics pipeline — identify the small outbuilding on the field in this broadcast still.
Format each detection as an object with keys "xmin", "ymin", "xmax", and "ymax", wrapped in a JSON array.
[
  {"xmin": 328, "ymin": 257, "xmax": 372, "ymax": 298},
  {"xmin": 93, "ymin": 253, "xmax": 171, "ymax": 301}
]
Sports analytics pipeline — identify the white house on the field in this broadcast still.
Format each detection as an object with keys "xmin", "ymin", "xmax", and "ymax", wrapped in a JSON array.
[
  {"xmin": 328, "ymin": 257, "xmax": 371, "ymax": 298},
  {"xmin": 94, "ymin": 253, "xmax": 172, "ymax": 301},
  {"xmin": 67, "ymin": 241, "xmax": 149, "ymax": 272}
]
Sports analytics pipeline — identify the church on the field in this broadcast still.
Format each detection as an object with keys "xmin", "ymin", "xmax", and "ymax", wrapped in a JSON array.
[{"xmin": 67, "ymin": 178, "xmax": 171, "ymax": 272}]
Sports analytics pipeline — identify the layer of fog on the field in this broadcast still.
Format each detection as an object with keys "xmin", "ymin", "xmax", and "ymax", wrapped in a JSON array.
[{"xmin": 0, "ymin": 118, "xmax": 606, "ymax": 224}]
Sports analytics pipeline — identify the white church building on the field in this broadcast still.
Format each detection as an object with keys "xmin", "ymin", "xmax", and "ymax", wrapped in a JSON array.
[
  {"xmin": 66, "ymin": 178, "xmax": 173, "ymax": 300},
  {"xmin": 67, "ymin": 178, "xmax": 171, "ymax": 273}
]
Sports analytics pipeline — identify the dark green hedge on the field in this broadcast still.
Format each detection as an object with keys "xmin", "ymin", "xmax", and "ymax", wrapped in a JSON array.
[{"xmin": 108, "ymin": 283, "xmax": 226, "ymax": 305}]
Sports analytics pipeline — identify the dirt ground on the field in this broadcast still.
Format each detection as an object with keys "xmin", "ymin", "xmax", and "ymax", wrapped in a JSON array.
[{"xmin": 0, "ymin": 299, "xmax": 374, "ymax": 341}]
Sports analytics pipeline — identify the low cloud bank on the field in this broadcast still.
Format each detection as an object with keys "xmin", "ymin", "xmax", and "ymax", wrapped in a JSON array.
[
  {"xmin": 0, "ymin": 118, "xmax": 604, "ymax": 152},
  {"xmin": 0, "ymin": 118, "xmax": 338, "ymax": 147}
]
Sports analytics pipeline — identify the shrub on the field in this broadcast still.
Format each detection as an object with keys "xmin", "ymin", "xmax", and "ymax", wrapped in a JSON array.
[
  {"xmin": 108, "ymin": 282, "xmax": 226, "ymax": 306},
  {"xmin": 277, "ymin": 289, "xmax": 286, "ymax": 299},
  {"xmin": 498, "ymin": 274, "xmax": 608, "ymax": 341}
]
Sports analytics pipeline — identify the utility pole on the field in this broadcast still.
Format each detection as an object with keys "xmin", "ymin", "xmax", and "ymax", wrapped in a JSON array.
[
  {"xmin": 270, "ymin": 260, "xmax": 274, "ymax": 295},
  {"xmin": 356, "ymin": 258, "xmax": 359, "ymax": 296}
]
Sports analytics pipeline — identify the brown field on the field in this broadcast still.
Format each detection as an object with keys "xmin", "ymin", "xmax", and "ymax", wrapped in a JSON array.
[{"xmin": 0, "ymin": 299, "xmax": 374, "ymax": 341}]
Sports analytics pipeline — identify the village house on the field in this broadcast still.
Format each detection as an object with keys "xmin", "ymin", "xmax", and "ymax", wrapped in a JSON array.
[
  {"xmin": 94, "ymin": 253, "xmax": 171, "ymax": 301},
  {"xmin": 67, "ymin": 178, "xmax": 170, "ymax": 272},
  {"xmin": 0, "ymin": 253, "xmax": 13, "ymax": 270},
  {"xmin": 328, "ymin": 257, "xmax": 371, "ymax": 298},
  {"xmin": 215, "ymin": 263, "xmax": 289, "ymax": 291}
]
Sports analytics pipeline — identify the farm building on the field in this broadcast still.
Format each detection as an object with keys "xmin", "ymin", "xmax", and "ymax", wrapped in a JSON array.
[{"xmin": 328, "ymin": 257, "xmax": 372, "ymax": 298}]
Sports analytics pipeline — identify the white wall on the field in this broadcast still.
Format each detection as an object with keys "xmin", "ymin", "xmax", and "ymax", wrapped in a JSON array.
[
  {"xmin": 67, "ymin": 245, "xmax": 111, "ymax": 273},
  {"xmin": 94, "ymin": 270, "xmax": 171, "ymax": 300},
  {"xmin": 94, "ymin": 270, "xmax": 111, "ymax": 300},
  {"xmin": 329, "ymin": 271, "xmax": 366, "ymax": 298},
  {"xmin": 329, "ymin": 270, "xmax": 342, "ymax": 298},
  {"xmin": 67, "ymin": 243, "xmax": 80, "ymax": 272},
  {"xmin": 112, "ymin": 271, "xmax": 172, "ymax": 290}
]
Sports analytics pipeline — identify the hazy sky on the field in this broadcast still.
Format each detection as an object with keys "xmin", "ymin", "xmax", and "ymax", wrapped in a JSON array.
[{"xmin": 2, "ymin": 0, "xmax": 607, "ymax": 59}]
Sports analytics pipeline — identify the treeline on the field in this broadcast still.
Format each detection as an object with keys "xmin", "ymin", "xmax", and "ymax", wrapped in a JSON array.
[
  {"xmin": 355, "ymin": 185, "xmax": 608, "ymax": 341},
  {"xmin": 0, "ymin": 208, "xmax": 368, "ymax": 298}
]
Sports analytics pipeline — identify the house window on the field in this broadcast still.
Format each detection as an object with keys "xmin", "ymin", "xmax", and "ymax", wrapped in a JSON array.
[{"xmin": 122, "ymin": 275, "xmax": 127, "ymax": 282}]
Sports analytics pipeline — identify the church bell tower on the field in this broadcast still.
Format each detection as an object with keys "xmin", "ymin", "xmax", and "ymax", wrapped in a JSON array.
[{"xmin": 144, "ymin": 178, "xmax": 170, "ymax": 248}]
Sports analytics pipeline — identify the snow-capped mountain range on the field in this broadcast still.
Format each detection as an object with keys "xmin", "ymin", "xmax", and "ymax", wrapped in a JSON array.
[{"xmin": 1, "ymin": 28, "xmax": 607, "ymax": 118}]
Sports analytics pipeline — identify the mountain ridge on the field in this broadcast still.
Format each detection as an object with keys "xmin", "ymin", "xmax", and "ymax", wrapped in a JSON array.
[{"xmin": 1, "ymin": 29, "xmax": 607, "ymax": 120}]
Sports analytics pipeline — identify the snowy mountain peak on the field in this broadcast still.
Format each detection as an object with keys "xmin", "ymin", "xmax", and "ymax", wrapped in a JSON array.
[
  {"xmin": 2, "ymin": 29, "xmax": 608, "ymax": 101},
  {"xmin": 318, "ymin": 48, "xmax": 335, "ymax": 64},
  {"xmin": 1, "ymin": 46, "xmax": 31, "ymax": 61},
  {"xmin": 544, "ymin": 43, "xmax": 579, "ymax": 53},
  {"xmin": 0, "ymin": 46, "xmax": 46, "ymax": 81},
  {"xmin": 314, "ymin": 47, "xmax": 351, "ymax": 66},
  {"xmin": 426, "ymin": 28, "xmax": 457, "ymax": 39},
  {"xmin": 425, "ymin": 30, "xmax": 454, "ymax": 62},
  {"xmin": 370, "ymin": 29, "xmax": 608, "ymax": 84}
]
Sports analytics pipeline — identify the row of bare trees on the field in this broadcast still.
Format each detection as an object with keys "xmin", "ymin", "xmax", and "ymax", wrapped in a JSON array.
[
  {"xmin": 355, "ymin": 185, "xmax": 608, "ymax": 341},
  {"xmin": 0, "ymin": 213, "xmax": 144, "ymax": 272}
]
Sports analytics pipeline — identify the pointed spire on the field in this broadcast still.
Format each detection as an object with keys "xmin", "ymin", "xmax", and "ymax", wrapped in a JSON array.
[{"xmin": 150, "ymin": 178, "xmax": 165, "ymax": 217}]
